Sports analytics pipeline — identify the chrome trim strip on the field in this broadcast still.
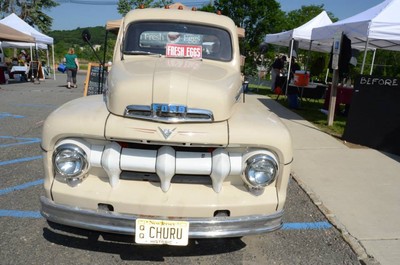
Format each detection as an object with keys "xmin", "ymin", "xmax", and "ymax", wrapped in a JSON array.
[
  {"xmin": 124, "ymin": 105, "xmax": 214, "ymax": 123},
  {"xmin": 41, "ymin": 196, "xmax": 283, "ymax": 238}
]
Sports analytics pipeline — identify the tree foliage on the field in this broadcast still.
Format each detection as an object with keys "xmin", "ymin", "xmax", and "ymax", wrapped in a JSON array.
[
  {"xmin": 0, "ymin": 0, "xmax": 59, "ymax": 33},
  {"xmin": 214, "ymin": 0, "xmax": 285, "ymax": 50},
  {"xmin": 285, "ymin": 5, "xmax": 338, "ymax": 30},
  {"xmin": 209, "ymin": 0, "xmax": 285, "ymax": 75},
  {"xmin": 117, "ymin": 0, "xmax": 173, "ymax": 16},
  {"xmin": 47, "ymin": 26, "xmax": 117, "ymax": 63}
]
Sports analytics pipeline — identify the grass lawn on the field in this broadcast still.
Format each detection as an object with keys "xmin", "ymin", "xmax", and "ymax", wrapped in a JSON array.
[{"xmin": 249, "ymin": 84, "xmax": 347, "ymax": 138}]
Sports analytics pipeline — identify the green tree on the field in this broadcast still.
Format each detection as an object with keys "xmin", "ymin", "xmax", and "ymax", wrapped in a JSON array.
[
  {"xmin": 214, "ymin": 0, "xmax": 284, "ymax": 49},
  {"xmin": 212, "ymin": 0, "xmax": 285, "ymax": 75},
  {"xmin": 117, "ymin": 0, "xmax": 173, "ymax": 16},
  {"xmin": 0, "ymin": 0, "xmax": 59, "ymax": 33},
  {"xmin": 48, "ymin": 26, "xmax": 117, "ymax": 63},
  {"xmin": 285, "ymin": 4, "xmax": 338, "ymax": 30}
]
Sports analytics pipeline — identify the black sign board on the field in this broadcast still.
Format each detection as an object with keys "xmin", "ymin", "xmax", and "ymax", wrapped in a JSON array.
[
  {"xmin": 343, "ymin": 75, "xmax": 400, "ymax": 155},
  {"xmin": 84, "ymin": 63, "xmax": 108, "ymax": 96}
]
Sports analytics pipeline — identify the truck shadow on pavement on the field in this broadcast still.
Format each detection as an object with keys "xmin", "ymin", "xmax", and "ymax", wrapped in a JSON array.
[{"xmin": 42, "ymin": 222, "xmax": 246, "ymax": 261}]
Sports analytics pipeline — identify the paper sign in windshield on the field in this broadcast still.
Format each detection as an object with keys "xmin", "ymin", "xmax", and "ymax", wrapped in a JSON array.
[{"xmin": 166, "ymin": 44, "xmax": 202, "ymax": 59}]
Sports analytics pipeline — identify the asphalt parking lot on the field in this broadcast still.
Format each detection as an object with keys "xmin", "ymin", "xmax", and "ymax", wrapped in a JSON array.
[{"xmin": 0, "ymin": 73, "xmax": 361, "ymax": 264}]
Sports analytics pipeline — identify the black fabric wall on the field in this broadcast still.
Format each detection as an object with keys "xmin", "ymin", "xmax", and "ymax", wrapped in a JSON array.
[{"xmin": 343, "ymin": 75, "xmax": 400, "ymax": 156}]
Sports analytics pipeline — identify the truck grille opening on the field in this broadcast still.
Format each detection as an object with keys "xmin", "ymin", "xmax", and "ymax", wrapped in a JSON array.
[
  {"xmin": 124, "ymin": 105, "xmax": 213, "ymax": 123},
  {"xmin": 120, "ymin": 171, "xmax": 213, "ymax": 185},
  {"xmin": 95, "ymin": 141, "xmax": 243, "ymax": 193}
]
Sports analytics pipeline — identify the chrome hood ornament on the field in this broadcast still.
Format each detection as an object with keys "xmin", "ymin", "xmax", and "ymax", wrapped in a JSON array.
[{"xmin": 158, "ymin": 127, "xmax": 176, "ymax": 139}]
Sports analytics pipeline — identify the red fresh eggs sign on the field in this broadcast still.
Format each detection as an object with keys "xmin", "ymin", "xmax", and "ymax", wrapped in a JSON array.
[{"xmin": 166, "ymin": 44, "xmax": 202, "ymax": 59}]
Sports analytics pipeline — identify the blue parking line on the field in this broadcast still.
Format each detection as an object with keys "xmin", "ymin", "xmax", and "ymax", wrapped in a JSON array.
[
  {"xmin": 0, "ymin": 112, "xmax": 24, "ymax": 119},
  {"xmin": 282, "ymin": 221, "xmax": 332, "ymax": 230},
  {"xmin": 0, "ymin": 136, "xmax": 41, "ymax": 148},
  {"xmin": 0, "ymin": 179, "xmax": 44, "ymax": 196},
  {"xmin": 0, "ymin": 155, "xmax": 42, "ymax": 166},
  {"xmin": 0, "ymin": 210, "xmax": 42, "ymax": 219}
]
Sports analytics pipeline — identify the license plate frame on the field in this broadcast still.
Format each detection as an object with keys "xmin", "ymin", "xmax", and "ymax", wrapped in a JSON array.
[{"xmin": 135, "ymin": 218, "xmax": 189, "ymax": 246}]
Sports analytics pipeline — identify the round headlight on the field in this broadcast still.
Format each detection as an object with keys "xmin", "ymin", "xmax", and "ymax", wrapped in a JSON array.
[
  {"xmin": 244, "ymin": 154, "xmax": 278, "ymax": 188},
  {"xmin": 53, "ymin": 144, "xmax": 88, "ymax": 179}
]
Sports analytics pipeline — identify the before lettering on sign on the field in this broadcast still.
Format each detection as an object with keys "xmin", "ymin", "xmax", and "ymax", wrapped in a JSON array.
[{"xmin": 359, "ymin": 76, "xmax": 399, "ymax": 87}]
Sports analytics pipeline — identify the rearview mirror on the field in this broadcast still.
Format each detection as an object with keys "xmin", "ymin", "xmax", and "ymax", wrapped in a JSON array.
[{"xmin": 82, "ymin": 29, "xmax": 91, "ymax": 43}]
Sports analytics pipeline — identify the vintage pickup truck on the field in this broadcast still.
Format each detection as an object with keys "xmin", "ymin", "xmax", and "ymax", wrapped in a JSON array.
[{"xmin": 40, "ymin": 6, "xmax": 293, "ymax": 246}]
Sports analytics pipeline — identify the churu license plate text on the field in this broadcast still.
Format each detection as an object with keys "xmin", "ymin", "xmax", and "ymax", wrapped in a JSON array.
[{"xmin": 135, "ymin": 218, "xmax": 190, "ymax": 246}]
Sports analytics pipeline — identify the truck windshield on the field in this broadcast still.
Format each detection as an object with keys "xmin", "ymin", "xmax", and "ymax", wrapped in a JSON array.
[{"xmin": 123, "ymin": 21, "xmax": 233, "ymax": 62}]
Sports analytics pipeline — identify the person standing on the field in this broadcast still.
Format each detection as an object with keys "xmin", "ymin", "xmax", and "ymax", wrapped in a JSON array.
[
  {"xmin": 64, "ymin": 48, "xmax": 79, "ymax": 88},
  {"xmin": 18, "ymin": 50, "xmax": 27, "ymax": 65},
  {"xmin": 270, "ymin": 55, "xmax": 286, "ymax": 92},
  {"xmin": 289, "ymin": 56, "xmax": 301, "ymax": 82}
]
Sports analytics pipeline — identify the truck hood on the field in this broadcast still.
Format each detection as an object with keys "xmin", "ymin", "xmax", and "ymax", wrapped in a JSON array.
[{"xmin": 106, "ymin": 57, "xmax": 242, "ymax": 122}]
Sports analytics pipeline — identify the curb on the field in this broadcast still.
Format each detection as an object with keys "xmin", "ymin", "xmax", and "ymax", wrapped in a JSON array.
[{"xmin": 290, "ymin": 172, "xmax": 381, "ymax": 265}]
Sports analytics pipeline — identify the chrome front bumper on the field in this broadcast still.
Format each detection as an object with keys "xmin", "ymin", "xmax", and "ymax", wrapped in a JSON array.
[{"xmin": 40, "ymin": 196, "xmax": 283, "ymax": 238}]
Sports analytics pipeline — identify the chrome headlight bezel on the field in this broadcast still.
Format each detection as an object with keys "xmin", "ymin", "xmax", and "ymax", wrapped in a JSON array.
[
  {"xmin": 243, "ymin": 153, "xmax": 279, "ymax": 189},
  {"xmin": 53, "ymin": 143, "xmax": 89, "ymax": 183}
]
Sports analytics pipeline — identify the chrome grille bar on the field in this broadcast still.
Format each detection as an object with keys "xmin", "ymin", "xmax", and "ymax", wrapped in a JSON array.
[{"xmin": 124, "ymin": 104, "xmax": 213, "ymax": 123}]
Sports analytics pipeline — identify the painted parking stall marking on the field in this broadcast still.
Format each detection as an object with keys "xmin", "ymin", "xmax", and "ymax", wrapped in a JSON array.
[
  {"xmin": 0, "ymin": 155, "xmax": 42, "ymax": 166},
  {"xmin": 0, "ymin": 179, "xmax": 43, "ymax": 196},
  {"xmin": 0, "ymin": 136, "xmax": 41, "ymax": 148},
  {"xmin": 0, "ymin": 112, "xmax": 24, "ymax": 119}
]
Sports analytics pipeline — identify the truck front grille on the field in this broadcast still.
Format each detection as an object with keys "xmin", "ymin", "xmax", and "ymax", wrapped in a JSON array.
[
  {"xmin": 95, "ymin": 142, "xmax": 242, "ymax": 193},
  {"xmin": 124, "ymin": 104, "xmax": 214, "ymax": 123}
]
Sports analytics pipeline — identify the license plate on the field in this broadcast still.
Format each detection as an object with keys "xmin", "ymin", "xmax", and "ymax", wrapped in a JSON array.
[{"xmin": 135, "ymin": 218, "xmax": 189, "ymax": 246}]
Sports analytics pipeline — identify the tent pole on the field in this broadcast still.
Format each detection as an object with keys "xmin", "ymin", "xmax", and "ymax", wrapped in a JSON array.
[
  {"xmin": 52, "ymin": 44, "xmax": 56, "ymax": 80},
  {"xmin": 370, "ymin": 48, "xmax": 376, "ymax": 75},
  {"xmin": 305, "ymin": 40, "xmax": 313, "ymax": 72},
  {"xmin": 361, "ymin": 37, "xmax": 369, "ymax": 74},
  {"xmin": 325, "ymin": 68, "xmax": 329, "ymax": 84},
  {"xmin": 285, "ymin": 39, "xmax": 294, "ymax": 96},
  {"xmin": 46, "ymin": 48, "xmax": 50, "ymax": 79},
  {"xmin": 29, "ymin": 46, "xmax": 33, "ymax": 62}
]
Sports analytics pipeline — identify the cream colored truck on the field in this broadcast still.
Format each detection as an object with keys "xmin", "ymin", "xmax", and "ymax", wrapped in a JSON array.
[{"xmin": 40, "ymin": 8, "xmax": 293, "ymax": 246}]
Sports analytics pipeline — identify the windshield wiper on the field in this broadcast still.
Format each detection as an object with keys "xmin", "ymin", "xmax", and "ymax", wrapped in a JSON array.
[{"xmin": 124, "ymin": 50, "xmax": 161, "ymax": 56}]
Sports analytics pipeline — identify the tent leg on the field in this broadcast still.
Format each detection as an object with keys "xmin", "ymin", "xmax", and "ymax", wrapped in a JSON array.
[
  {"xmin": 52, "ymin": 44, "xmax": 56, "ymax": 80},
  {"xmin": 360, "ymin": 38, "xmax": 369, "ymax": 74},
  {"xmin": 305, "ymin": 41, "xmax": 313, "ymax": 72},
  {"xmin": 285, "ymin": 39, "xmax": 294, "ymax": 96},
  {"xmin": 370, "ymin": 48, "xmax": 376, "ymax": 75}
]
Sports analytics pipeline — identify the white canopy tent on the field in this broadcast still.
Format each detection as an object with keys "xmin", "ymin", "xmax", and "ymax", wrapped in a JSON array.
[
  {"xmin": 263, "ymin": 11, "xmax": 333, "ymax": 53},
  {"xmin": 0, "ymin": 13, "xmax": 55, "ymax": 79},
  {"xmin": 263, "ymin": 11, "xmax": 333, "ymax": 94},
  {"xmin": 0, "ymin": 23, "xmax": 35, "ymax": 42},
  {"xmin": 311, "ymin": 0, "xmax": 400, "ymax": 73}
]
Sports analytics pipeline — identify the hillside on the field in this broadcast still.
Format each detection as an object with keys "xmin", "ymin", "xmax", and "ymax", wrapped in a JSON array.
[
  {"xmin": 48, "ymin": 26, "xmax": 114, "ymax": 46},
  {"xmin": 47, "ymin": 26, "xmax": 117, "ymax": 63}
]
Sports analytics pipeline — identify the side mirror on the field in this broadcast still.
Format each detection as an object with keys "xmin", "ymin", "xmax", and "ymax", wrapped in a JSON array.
[
  {"xmin": 82, "ymin": 29, "xmax": 91, "ymax": 43},
  {"xmin": 259, "ymin": 43, "xmax": 268, "ymax": 53},
  {"xmin": 82, "ymin": 29, "xmax": 102, "ymax": 63}
]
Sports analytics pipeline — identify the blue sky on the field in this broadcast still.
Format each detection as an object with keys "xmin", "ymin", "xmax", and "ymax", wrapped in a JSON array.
[{"xmin": 45, "ymin": 0, "xmax": 385, "ymax": 30}]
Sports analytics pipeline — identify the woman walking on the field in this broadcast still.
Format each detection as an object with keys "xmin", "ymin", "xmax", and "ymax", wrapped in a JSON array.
[{"xmin": 64, "ymin": 48, "xmax": 79, "ymax": 88}]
